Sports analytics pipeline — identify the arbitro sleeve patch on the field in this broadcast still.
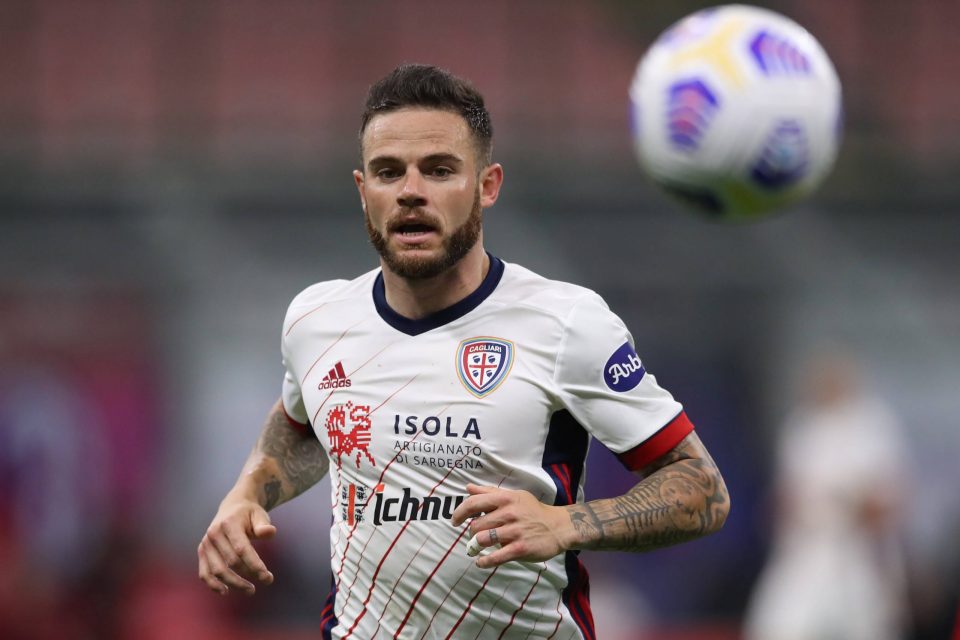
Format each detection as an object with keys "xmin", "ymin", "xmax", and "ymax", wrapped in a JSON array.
[{"xmin": 603, "ymin": 341, "xmax": 646, "ymax": 392}]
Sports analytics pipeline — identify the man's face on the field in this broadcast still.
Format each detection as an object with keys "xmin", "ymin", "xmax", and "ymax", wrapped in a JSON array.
[{"xmin": 354, "ymin": 108, "xmax": 501, "ymax": 280}]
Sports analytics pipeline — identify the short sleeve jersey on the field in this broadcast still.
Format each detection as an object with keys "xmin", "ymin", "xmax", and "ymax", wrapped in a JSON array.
[{"xmin": 280, "ymin": 256, "xmax": 694, "ymax": 640}]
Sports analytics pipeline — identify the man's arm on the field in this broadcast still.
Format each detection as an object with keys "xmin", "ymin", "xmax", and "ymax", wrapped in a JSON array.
[
  {"xmin": 565, "ymin": 431, "xmax": 728, "ymax": 551},
  {"xmin": 198, "ymin": 398, "xmax": 328, "ymax": 594},
  {"xmin": 247, "ymin": 399, "xmax": 328, "ymax": 510},
  {"xmin": 451, "ymin": 431, "xmax": 728, "ymax": 568}
]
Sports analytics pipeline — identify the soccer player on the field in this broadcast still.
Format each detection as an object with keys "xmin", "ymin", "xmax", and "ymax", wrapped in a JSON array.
[
  {"xmin": 745, "ymin": 352, "xmax": 907, "ymax": 640},
  {"xmin": 198, "ymin": 64, "xmax": 729, "ymax": 639}
]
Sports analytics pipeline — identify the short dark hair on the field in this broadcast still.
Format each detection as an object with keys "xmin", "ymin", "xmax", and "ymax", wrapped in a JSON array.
[{"xmin": 359, "ymin": 64, "xmax": 493, "ymax": 165}]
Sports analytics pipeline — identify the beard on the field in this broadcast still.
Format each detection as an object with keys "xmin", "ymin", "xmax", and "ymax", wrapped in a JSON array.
[{"xmin": 365, "ymin": 189, "xmax": 483, "ymax": 280}]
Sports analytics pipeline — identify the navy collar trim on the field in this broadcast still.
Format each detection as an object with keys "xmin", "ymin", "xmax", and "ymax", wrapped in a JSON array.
[{"xmin": 372, "ymin": 254, "xmax": 505, "ymax": 336}]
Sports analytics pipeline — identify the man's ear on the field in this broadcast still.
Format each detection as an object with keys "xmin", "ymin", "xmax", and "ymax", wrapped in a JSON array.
[
  {"xmin": 479, "ymin": 163, "xmax": 504, "ymax": 209},
  {"xmin": 353, "ymin": 169, "xmax": 367, "ymax": 213}
]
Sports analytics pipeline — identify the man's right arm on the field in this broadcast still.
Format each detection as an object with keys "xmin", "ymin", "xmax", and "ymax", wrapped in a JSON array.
[
  {"xmin": 249, "ymin": 398, "xmax": 328, "ymax": 510},
  {"xmin": 198, "ymin": 398, "xmax": 328, "ymax": 595}
]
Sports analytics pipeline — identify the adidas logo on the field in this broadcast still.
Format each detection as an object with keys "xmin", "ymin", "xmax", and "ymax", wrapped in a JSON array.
[{"xmin": 318, "ymin": 361, "xmax": 352, "ymax": 390}]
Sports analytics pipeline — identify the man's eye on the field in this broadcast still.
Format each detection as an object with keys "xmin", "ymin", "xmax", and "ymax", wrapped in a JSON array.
[
  {"xmin": 431, "ymin": 167, "xmax": 452, "ymax": 178},
  {"xmin": 377, "ymin": 169, "xmax": 400, "ymax": 180}
]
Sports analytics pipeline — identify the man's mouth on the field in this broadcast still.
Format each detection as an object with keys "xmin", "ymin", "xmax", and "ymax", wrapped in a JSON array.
[
  {"xmin": 389, "ymin": 219, "xmax": 440, "ymax": 244},
  {"xmin": 395, "ymin": 222, "xmax": 437, "ymax": 236}
]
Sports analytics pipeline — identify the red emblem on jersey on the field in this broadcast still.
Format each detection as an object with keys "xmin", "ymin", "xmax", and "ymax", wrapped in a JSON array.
[
  {"xmin": 325, "ymin": 401, "xmax": 376, "ymax": 469},
  {"xmin": 340, "ymin": 482, "xmax": 383, "ymax": 525},
  {"xmin": 456, "ymin": 337, "xmax": 515, "ymax": 398}
]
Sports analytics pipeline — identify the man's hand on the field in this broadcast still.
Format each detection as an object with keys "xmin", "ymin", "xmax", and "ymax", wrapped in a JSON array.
[
  {"xmin": 198, "ymin": 496, "xmax": 277, "ymax": 595},
  {"xmin": 199, "ymin": 398, "xmax": 328, "ymax": 596},
  {"xmin": 450, "ymin": 484, "xmax": 574, "ymax": 569}
]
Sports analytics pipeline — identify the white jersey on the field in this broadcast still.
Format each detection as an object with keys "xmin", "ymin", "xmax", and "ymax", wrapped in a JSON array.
[
  {"xmin": 745, "ymin": 396, "xmax": 908, "ymax": 640},
  {"xmin": 280, "ymin": 256, "xmax": 693, "ymax": 640}
]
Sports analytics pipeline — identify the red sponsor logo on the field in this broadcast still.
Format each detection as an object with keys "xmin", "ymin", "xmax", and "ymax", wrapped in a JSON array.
[
  {"xmin": 325, "ymin": 401, "xmax": 375, "ymax": 469},
  {"xmin": 340, "ymin": 482, "xmax": 384, "ymax": 525},
  {"xmin": 318, "ymin": 361, "xmax": 352, "ymax": 390}
]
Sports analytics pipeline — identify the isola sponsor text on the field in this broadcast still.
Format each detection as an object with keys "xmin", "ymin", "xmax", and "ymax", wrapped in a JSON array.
[{"xmin": 392, "ymin": 414, "xmax": 481, "ymax": 439}]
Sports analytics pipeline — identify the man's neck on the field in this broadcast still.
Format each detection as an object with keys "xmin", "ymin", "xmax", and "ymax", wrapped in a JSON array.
[{"xmin": 381, "ymin": 245, "xmax": 490, "ymax": 320}]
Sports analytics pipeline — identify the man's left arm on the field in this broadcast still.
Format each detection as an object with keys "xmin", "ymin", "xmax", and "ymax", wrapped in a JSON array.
[{"xmin": 451, "ymin": 431, "xmax": 729, "ymax": 567}]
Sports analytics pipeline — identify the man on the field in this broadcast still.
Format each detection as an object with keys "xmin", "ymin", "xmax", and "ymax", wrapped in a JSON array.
[
  {"xmin": 745, "ymin": 351, "xmax": 907, "ymax": 640},
  {"xmin": 199, "ymin": 64, "xmax": 729, "ymax": 639}
]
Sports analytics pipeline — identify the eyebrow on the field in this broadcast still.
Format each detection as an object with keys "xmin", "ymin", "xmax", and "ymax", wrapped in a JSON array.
[
  {"xmin": 420, "ymin": 153, "xmax": 463, "ymax": 165},
  {"xmin": 367, "ymin": 152, "xmax": 464, "ymax": 170}
]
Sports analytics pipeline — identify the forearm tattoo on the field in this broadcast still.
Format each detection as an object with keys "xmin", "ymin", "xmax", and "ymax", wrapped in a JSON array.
[
  {"xmin": 263, "ymin": 478, "xmax": 283, "ymax": 511},
  {"xmin": 254, "ymin": 403, "xmax": 327, "ymax": 510},
  {"xmin": 567, "ymin": 433, "xmax": 729, "ymax": 552}
]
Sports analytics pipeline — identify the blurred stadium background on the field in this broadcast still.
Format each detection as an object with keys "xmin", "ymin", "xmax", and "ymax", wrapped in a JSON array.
[{"xmin": 1, "ymin": 0, "xmax": 958, "ymax": 638}]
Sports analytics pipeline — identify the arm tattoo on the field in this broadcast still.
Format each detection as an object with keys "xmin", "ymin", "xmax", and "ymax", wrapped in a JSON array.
[
  {"xmin": 570, "ymin": 505, "xmax": 605, "ymax": 541},
  {"xmin": 253, "ymin": 402, "xmax": 328, "ymax": 510},
  {"xmin": 566, "ymin": 433, "xmax": 729, "ymax": 552},
  {"xmin": 263, "ymin": 478, "xmax": 282, "ymax": 511}
]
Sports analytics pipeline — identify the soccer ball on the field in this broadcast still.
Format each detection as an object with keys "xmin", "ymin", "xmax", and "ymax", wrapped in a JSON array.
[{"xmin": 629, "ymin": 4, "xmax": 842, "ymax": 221}]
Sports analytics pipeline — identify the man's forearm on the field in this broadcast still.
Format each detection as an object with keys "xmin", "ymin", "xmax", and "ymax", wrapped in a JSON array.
[
  {"xmin": 565, "ymin": 433, "xmax": 729, "ymax": 552},
  {"xmin": 233, "ymin": 400, "xmax": 328, "ymax": 511}
]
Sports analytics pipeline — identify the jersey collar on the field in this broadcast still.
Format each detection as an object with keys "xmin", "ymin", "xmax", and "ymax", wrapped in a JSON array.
[{"xmin": 372, "ymin": 254, "xmax": 505, "ymax": 336}]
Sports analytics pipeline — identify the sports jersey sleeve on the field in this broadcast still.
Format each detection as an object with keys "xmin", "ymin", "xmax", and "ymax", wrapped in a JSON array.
[
  {"xmin": 280, "ymin": 312, "xmax": 310, "ymax": 428},
  {"xmin": 281, "ymin": 365, "xmax": 309, "ymax": 427},
  {"xmin": 554, "ymin": 293, "xmax": 694, "ymax": 471}
]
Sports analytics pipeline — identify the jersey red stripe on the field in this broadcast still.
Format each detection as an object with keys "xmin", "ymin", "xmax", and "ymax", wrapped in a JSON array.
[
  {"xmin": 551, "ymin": 463, "xmax": 571, "ymax": 503},
  {"xmin": 333, "ymin": 401, "xmax": 450, "ymax": 595},
  {"xmin": 369, "ymin": 373, "xmax": 420, "ymax": 415},
  {"xmin": 497, "ymin": 567, "xmax": 546, "ymax": 639},
  {"xmin": 574, "ymin": 586, "xmax": 596, "ymax": 640},
  {"xmin": 444, "ymin": 567, "xmax": 501, "ymax": 640},
  {"xmin": 567, "ymin": 598, "xmax": 590, "ymax": 640},
  {"xmin": 347, "ymin": 340, "xmax": 399, "ymax": 379},
  {"xmin": 394, "ymin": 452, "xmax": 480, "ymax": 637},
  {"xmin": 285, "ymin": 302, "xmax": 327, "ymax": 336},
  {"xmin": 300, "ymin": 318, "xmax": 367, "ymax": 382},
  {"xmin": 370, "ymin": 533, "xmax": 434, "ymax": 637},
  {"xmin": 616, "ymin": 411, "xmax": 694, "ymax": 471},
  {"xmin": 319, "ymin": 604, "xmax": 334, "ymax": 632},
  {"xmin": 332, "ymin": 392, "xmax": 431, "ymax": 594},
  {"xmin": 340, "ymin": 516, "xmax": 416, "ymax": 638},
  {"xmin": 393, "ymin": 525, "xmax": 471, "ymax": 637},
  {"xmin": 418, "ymin": 563, "xmax": 475, "ymax": 638},
  {"xmin": 347, "ymin": 484, "xmax": 355, "ymax": 525},
  {"xmin": 282, "ymin": 405, "xmax": 308, "ymax": 429},
  {"xmin": 560, "ymin": 553, "xmax": 594, "ymax": 640},
  {"xmin": 546, "ymin": 591, "xmax": 564, "ymax": 639},
  {"xmin": 311, "ymin": 390, "xmax": 336, "ymax": 425},
  {"xmin": 557, "ymin": 463, "xmax": 573, "ymax": 503},
  {"xmin": 338, "ymin": 443, "xmax": 469, "ymax": 632}
]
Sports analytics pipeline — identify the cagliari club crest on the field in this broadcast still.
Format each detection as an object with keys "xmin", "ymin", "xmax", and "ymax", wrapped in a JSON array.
[{"xmin": 456, "ymin": 336, "xmax": 515, "ymax": 398}]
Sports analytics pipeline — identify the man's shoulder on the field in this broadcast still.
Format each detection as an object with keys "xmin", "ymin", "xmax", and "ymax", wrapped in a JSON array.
[
  {"xmin": 498, "ymin": 260, "xmax": 608, "ymax": 319},
  {"xmin": 284, "ymin": 268, "xmax": 379, "ymax": 317}
]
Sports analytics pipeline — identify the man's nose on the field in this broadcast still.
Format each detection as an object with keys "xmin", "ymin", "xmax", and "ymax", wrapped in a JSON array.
[{"xmin": 397, "ymin": 170, "xmax": 427, "ymax": 208}]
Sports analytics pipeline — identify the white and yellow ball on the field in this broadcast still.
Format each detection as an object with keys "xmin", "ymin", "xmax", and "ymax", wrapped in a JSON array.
[{"xmin": 630, "ymin": 4, "xmax": 842, "ymax": 220}]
